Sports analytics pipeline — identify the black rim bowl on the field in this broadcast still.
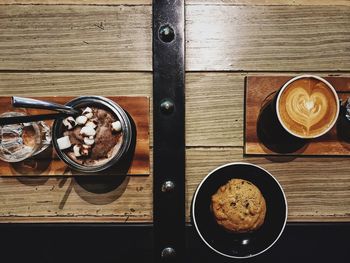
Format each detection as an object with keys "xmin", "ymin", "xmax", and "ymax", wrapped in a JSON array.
[
  {"xmin": 52, "ymin": 96, "xmax": 132, "ymax": 173},
  {"xmin": 192, "ymin": 162, "xmax": 287, "ymax": 259}
]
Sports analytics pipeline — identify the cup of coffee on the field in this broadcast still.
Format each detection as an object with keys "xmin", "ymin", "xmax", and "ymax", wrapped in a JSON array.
[{"xmin": 275, "ymin": 75, "xmax": 339, "ymax": 139}]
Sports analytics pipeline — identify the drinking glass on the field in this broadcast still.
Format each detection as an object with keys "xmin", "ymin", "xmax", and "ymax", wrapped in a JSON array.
[{"xmin": 0, "ymin": 112, "xmax": 52, "ymax": 162}]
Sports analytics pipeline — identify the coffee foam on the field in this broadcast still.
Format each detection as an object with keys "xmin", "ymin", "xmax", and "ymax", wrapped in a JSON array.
[{"xmin": 277, "ymin": 77, "xmax": 338, "ymax": 138}]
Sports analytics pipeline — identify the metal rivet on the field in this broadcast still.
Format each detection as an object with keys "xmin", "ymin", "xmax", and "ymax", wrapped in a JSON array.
[
  {"xmin": 160, "ymin": 100, "xmax": 174, "ymax": 114},
  {"xmin": 159, "ymin": 25, "xmax": 175, "ymax": 43},
  {"xmin": 161, "ymin": 181, "xmax": 175, "ymax": 193},
  {"xmin": 161, "ymin": 247, "xmax": 176, "ymax": 259}
]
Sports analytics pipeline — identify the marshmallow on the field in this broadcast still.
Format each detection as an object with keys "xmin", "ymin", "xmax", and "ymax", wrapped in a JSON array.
[
  {"xmin": 111, "ymin": 121, "xmax": 122, "ymax": 132},
  {"xmin": 73, "ymin": 145, "xmax": 82, "ymax": 157},
  {"xmin": 89, "ymin": 136, "xmax": 94, "ymax": 140},
  {"xmin": 76, "ymin": 115, "xmax": 88, "ymax": 125},
  {"xmin": 62, "ymin": 117, "xmax": 76, "ymax": 130},
  {"xmin": 82, "ymin": 107, "xmax": 93, "ymax": 119},
  {"xmin": 81, "ymin": 144, "xmax": 91, "ymax": 156},
  {"xmin": 57, "ymin": 136, "xmax": 71, "ymax": 150},
  {"xmin": 80, "ymin": 126, "xmax": 96, "ymax": 137},
  {"xmin": 84, "ymin": 137, "xmax": 95, "ymax": 146},
  {"xmin": 85, "ymin": 121, "xmax": 97, "ymax": 129}
]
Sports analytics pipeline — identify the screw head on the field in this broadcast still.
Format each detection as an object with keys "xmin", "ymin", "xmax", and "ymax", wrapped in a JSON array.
[
  {"xmin": 161, "ymin": 247, "xmax": 176, "ymax": 259},
  {"xmin": 161, "ymin": 181, "xmax": 175, "ymax": 193},
  {"xmin": 159, "ymin": 25, "xmax": 175, "ymax": 43},
  {"xmin": 160, "ymin": 100, "xmax": 174, "ymax": 114}
]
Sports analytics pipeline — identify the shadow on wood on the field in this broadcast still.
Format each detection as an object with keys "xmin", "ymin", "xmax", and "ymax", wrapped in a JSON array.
[{"xmin": 72, "ymin": 114, "xmax": 137, "ymax": 205}]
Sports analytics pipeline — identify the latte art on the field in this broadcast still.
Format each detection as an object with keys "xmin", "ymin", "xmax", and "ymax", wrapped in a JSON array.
[
  {"xmin": 277, "ymin": 77, "xmax": 338, "ymax": 138},
  {"xmin": 286, "ymin": 87, "xmax": 328, "ymax": 133}
]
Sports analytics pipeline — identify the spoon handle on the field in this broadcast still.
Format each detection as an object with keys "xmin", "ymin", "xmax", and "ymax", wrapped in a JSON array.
[
  {"xmin": 12, "ymin": 96, "xmax": 79, "ymax": 115},
  {"xmin": 0, "ymin": 113, "xmax": 67, "ymax": 126}
]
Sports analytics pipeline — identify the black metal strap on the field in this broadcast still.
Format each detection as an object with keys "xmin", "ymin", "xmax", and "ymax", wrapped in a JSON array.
[{"xmin": 153, "ymin": 0, "xmax": 185, "ymax": 262}]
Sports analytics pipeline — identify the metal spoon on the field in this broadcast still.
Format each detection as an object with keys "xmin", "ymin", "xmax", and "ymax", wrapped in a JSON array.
[
  {"xmin": 12, "ymin": 96, "xmax": 80, "ymax": 115},
  {"xmin": 0, "ymin": 113, "xmax": 67, "ymax": 125},
  {"xmin": 0, "ymin": 97, "xmax": 79, "ymax": 125}
]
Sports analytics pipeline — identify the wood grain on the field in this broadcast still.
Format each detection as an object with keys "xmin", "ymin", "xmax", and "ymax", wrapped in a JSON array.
[
  {"xmin": 186, "ymin": 5, "xmax": 350, "ymax": 71},
  {"xmin": 0, "ymin": 5, "xmax": 151, "ymax": 71},
  {"xmin": 188, "ymin": 0, "xmax": 350, "ymax": 5},
  {"xmin": 186, "ymin": 73, "xmax": 244, "ymax": 146},
  {"xmin": 186, "ymin": 147, "xmax": 350, "ymax": 222},
  {"xmin": 0, "ymin": 96, "xmax": 150, "ymax": 176},
  {"xmin": 2, "ymin": 0, "xmax": 349, "ymax": 6},
  {"xmin": 0, "ymin": 174, "xmax": 153, "ymax": 222},
  {"xmin": 245, "ymin": 76, "xmax": 350, "ymax": 155},
  {"xmin": 0, "ymin": 0, "xmax": 151, "ymax": 4},
  {"xmin": 1, "ymin": 5, "xmax": 350, "ymax": 71}
]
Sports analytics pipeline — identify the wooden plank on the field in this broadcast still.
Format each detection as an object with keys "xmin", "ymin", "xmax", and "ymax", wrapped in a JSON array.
[
  {"xmin": 186, "ymin": 73, "xmax": 244, "ymax": 146},
  {"xmin": 1, "ymin": 6, "xmax": 350, "ymax": 71},
  {"xmin": 188, "ymin": 0, "xmax": 350, "ymax": 5},
  {"xmin": 0, "ymin": 174, "xmax": 153, "ymax": 222},
  {"xmin": 0, "ymin": 73, "xmax": 152, "ymax": 96},
  {"xmin": 0, "ymin": 96, "xmax": 150, "ymax": 176},
  {"xmin": 2, "ymin": 0, "xmax": 349, "ymax": 6},
  {"xmin": 0, "ymin": 0, "xmax": 151, "ymax": 4},
  {"xmin": 0, "ymin": 5, "xmax": 151, "ymax": 71},
  {"xmin": 245, "ymin": 76, "xmax": 350, "ymax": 156},
  {"xmin": 186, "ymin": 5, "xmax": 350, "ymax": 71},
  {"xmin": 186, "ymin": 147, "xmax": 350, "ymax": 222}
]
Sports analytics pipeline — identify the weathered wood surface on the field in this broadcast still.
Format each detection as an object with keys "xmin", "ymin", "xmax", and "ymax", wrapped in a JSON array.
[
  {"xmin": 0, "ymin": 5, "xmax": 152, "ymax": 71},
  {"xmin": 0, "ymin": 173, "xmax": 153, "ymax": 222},
  {"xmin": 1, "ymin": 5, "xmax": 350, "ymax": 71},
  {"xmin": 2, "ymin": 0, "xmax": 350, "ymax": 6},
  {"xmin": 0, "ymin": 2, "xmax": 350, "ymax": 222},
  {"xmin": 186, "ymin": 5, "xmax": 350, "ymax": 71}
]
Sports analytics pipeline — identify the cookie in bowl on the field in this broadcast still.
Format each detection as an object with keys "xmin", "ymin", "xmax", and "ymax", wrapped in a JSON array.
[{"xmin": 211, "ymin": 179, "xmax": 266, "ymax": 233}]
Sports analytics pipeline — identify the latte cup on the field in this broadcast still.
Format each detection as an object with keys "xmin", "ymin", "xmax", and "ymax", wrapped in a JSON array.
[{"xmin": 275, "ymin": 75, "xmax": 340, "ymax": 139}]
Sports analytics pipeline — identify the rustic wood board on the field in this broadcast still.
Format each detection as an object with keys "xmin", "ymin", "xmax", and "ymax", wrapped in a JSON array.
[
  {"xmin": 2, "ymin": 0, "xmax": 349, "ymax": 6},
  {"xmin": 0, "ymin": 2, "xmax": 350, "ymax": 223},
  {"xmin": 1, "ymin": 5, "xmax": 350, "ymax": 71},
  {"xmin": 0, "ymin": 96, "xmax": 150, "ymax": 176},
  {"xmin": 245, "ymin": 76, "xmax": 350, "ymax": 156}
]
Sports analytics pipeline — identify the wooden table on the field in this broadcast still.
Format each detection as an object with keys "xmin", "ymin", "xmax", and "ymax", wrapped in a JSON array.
[{"xmin": 0, "ymin": 0, "xmax": 350, "ymax": 224}]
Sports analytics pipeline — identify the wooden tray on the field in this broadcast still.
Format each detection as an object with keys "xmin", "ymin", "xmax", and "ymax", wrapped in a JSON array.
[
  {"xmin": 0, "ymin": 96, "xmax": 150, "ymax": 176},
  {"xmin": 245, "ymin": 76, "xmax": 350, "ymax": 156}
]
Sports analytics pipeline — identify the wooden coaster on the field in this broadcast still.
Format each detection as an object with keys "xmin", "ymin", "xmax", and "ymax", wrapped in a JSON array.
[
  {"xmin": 0, "ymin": 96, "xmax": 150, "ymax": 176},
  {"xmin": 245, "ymin": 76, "xmax": 350, "ymax": 156}
]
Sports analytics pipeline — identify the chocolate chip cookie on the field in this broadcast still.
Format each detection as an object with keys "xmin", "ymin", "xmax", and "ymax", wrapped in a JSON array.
[{"xmin": 211, "ymin": 179, "xmax": 266, "ymax": 233}]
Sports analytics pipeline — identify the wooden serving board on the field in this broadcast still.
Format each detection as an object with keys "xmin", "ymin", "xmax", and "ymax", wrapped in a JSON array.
[
  {"xmin": 245, "ymin": 76, "xmax": 350, "ymax": 156},
  {"xmin": 0, "ymin": 96, "xmax": 150, "ymax": 176}
]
